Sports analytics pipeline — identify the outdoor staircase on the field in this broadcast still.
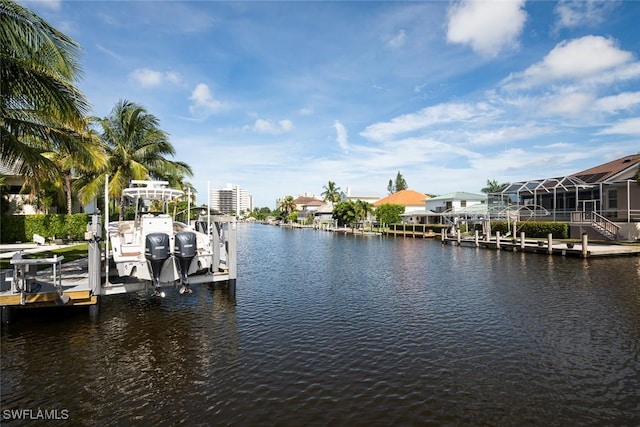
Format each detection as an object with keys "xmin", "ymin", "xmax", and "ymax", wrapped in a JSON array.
[{"xmin": 570, "ymin": 211, "xmax": 620, "ymax": 240}]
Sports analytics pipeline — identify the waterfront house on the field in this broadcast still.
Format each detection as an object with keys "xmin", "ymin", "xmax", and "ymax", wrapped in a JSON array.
[
  {"xmin": 401, "ymin": 191, "xmax": 487, "ymax": 225},
  {"xmin": 497, "ymin": 154, "xmax": 640, "ymax": 240},
  {"xmin": 1, "ymin": 160, "xmax": 96, "ymax": 215},
  {"xmin": 293, "ymin": 194, "xmax": 325, "ymax": 224},
  {"xmin": 312, "ymin": 202, "xmax": 336, "ymax": 225},
  {"xmin": 0, "ymin": 161, "xmax": 37, "ymax": 214},
  {"xmin": 374, "ymin": 189, "xmax": 430, "ymax": 225}
]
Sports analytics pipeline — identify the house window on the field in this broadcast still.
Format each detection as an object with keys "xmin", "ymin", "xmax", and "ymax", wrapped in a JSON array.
[
  {"xmin": 608, "ymin": 189, "xmax": 618, "ymax": 209},
  {"xmin": 461, "ymin": 200, "xmax": 467, "ymax": 208}
]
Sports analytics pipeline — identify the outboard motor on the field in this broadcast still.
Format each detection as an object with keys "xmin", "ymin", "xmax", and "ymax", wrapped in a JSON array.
[
  {"xmin": 145, "ymin": 233, "xmax": 170, "ymax": 296},
  {"xmin": 174, "ymin": 231, "xmax": 197, "ymax": 294}
]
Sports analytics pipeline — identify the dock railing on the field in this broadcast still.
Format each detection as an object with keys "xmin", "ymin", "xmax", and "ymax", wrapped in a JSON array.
[{"xmin": 570, "ymin": 211, "xmax": 620, "ymax": 239}]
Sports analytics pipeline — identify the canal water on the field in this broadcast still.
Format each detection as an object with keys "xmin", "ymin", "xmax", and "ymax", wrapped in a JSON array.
[{"xmin": 1, "ymin": 223, "xmax": 639, "ymax": 426}]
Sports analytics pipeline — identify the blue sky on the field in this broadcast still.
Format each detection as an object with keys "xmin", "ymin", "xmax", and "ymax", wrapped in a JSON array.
[{"xmin": 22, "ymin": 0, "xmax": 640, "ymax": 208}]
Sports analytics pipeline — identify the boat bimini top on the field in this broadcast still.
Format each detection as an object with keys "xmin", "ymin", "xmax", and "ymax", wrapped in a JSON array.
[{"xmin": 123, "ymin": 180, "xmax": 185, "ymax": 201}]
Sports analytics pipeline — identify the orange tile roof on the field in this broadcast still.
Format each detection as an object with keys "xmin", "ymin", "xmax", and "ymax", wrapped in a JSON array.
[
  {"xmin": 572, "ymin": 154, "xmax": 640, "ymax": 183},
  {"xmin": 373, "ymin": 189, "xmax": 429, "ymax": 206}
]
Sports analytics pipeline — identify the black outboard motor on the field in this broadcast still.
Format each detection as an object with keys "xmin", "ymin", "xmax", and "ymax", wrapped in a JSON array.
[
  {"xmin": 174, "ymin": 231, "xmax": 197, "ymax": 294},
  {"xmin": 145, "ymin": 232, "xmax": 170, "ymax": 296}
]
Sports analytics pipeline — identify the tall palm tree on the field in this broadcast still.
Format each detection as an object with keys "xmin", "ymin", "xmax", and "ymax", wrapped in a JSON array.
[
  {"xmin": 83, "ymin": 100, "xmax": 193, "ymax": 220},
  {"xmin": 321, "ymin": 181, "xmax": 341, "ymax": 203},
  {"xmin": 1, "ymin": 0, "xmax": 92, "ymax": 182}
]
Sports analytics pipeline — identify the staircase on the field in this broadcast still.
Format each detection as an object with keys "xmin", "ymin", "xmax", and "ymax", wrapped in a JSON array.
[{"xmin": 570, "ymin": 211, "xmax": 620, "ymax": 240}]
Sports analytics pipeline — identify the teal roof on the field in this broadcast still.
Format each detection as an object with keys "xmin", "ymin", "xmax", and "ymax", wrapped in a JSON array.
[{"xmin": 428, "ymin": 192, "xmax": 487, "ymax": 201}]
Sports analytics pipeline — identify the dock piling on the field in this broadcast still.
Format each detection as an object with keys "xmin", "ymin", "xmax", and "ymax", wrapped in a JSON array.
[{"xmin": 228, "ymin": 217, "xmax": 238, "ymax": 282}]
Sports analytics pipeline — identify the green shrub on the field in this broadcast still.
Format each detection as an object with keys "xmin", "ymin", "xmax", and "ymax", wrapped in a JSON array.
[
  {"xmin": 0, "ymin": 214, "xmax": 90, "ymax": 243},
  {"xmin": 491, "ymin": 221, "xmax": 569, "ymax": 239}
]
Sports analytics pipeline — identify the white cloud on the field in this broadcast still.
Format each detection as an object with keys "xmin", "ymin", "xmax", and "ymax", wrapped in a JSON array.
[
  {"xmin": 189, "ymin": 83, "xmax": 225, "ymax": 117},
  {"xmin": 594, "ymin": 92, "xmax": 640, "ymax": 113},
  {"xmin": 360, "ymin": 102, "xmax": 499, "ymax": 142},
  {"xmin": 279, "ymin": 119, "xmax": 293, "ymax": 132},
  {"xmin": 247, "ymin": 118, "xmax": 294, "ymax": 134},
  {"xmin": 470, "ymin": 124, "xmax": 555, "ymax": 146},
  {"xmin": 597, "ymin": 117, "xmax": 640, "ymax": 136},
  {"xmin": 130, "ymin": 68, "xmax": 182, "ymax": 88},
  {"xmin": 386, "ymin": 29, "xmax": 407, "ymax": 49},
  {"xmin": 334, "ymin": 121, "xmax": 349, "ymax": 153},
  {"xmin": 446, "ymin": 0, "xmax": 526, "ymax": 58},
  {"xmin": 545, "ymin": 91, "xmax": 596, "ymax": 116},
  {"xmin": 503, "ymin": 36, "xmax": 633, "ymax": 89},
  {"xmin": 554, "ymin": 0, "xmax": 617, "ymax": 30}
]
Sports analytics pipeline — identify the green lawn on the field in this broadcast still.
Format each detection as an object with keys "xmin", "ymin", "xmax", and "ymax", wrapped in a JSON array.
[{"xmin": 0, "ymin": 244, "xmax": 89, "ymax": 270}]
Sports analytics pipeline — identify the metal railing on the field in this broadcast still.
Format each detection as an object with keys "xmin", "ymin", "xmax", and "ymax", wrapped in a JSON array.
[{"xmin": 570, "ymin": 211, "xmax": 620, "ymax": 238}]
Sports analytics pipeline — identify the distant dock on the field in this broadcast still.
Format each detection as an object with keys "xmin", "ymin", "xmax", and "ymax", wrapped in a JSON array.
[
  {"xmin": 440, "ymin": 230, "xmax": 640, "ymax": 258},
  {"xmin": 283, "ymin": 221, "xmax": 640, "ymax": 257}
]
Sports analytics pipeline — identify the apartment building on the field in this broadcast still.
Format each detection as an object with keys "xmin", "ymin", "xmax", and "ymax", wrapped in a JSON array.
[{"xmin": 209, "ymin": 184, "xmax": 253, "ymax": 216}]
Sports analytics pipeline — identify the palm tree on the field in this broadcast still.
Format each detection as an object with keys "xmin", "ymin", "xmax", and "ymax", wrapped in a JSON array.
[
  {"xmin": 321, "ymin": 181, "xmax": 341, "ymax": 203},
  {"xmin": 332, "ymin": 199, "xmax": 372, "ymax": 230},
  {"xmin": 43, "ymin": 121, "xmax": 107, "ymax": 214},
  {"xmin": 481, "ymin": 179, "xmax": 508, "ymax": 194},
  {"xmin": 278, "ymin": 195, "xmax": 297, "ymax": 222},
  {"xmin": 82, "ymin": 100, "xmax": 193, "ymax": 220},
  {"xmin": 354, "ymin": 199, "xmax": 373, "ymax": 229},
  {"xmin": 1, "ymin": 0, "xmax": 92, "ymax": 182}
]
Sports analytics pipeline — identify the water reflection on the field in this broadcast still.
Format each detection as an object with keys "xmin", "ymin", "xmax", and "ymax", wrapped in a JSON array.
[{"xmin": 2, "ymin": 224, "xmax": 639, "ymax": 426}]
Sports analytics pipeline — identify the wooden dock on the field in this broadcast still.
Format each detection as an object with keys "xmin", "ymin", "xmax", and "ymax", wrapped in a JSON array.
[{"xmin": 441, "ymin": 234, "xmax": 640, "ymax": 258}]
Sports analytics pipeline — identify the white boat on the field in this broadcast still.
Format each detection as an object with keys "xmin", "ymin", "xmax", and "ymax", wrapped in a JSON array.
[{"xmin": 107, "ymin": 180, "xmax": 214, "ymax": 295}]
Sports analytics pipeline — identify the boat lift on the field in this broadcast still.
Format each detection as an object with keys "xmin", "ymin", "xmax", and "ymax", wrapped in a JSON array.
[{"xmin": 1, "ymin": 190, "xmax": 238, "ymax": 324}]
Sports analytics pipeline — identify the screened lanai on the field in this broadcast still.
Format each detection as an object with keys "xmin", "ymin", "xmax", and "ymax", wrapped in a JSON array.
[{"xmin": 495, "ymin": 175, "xmax": 598, "ymax": 222}]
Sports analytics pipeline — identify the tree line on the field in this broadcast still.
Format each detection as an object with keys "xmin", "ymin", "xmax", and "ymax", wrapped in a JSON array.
[{"xmin": 251, "ymin": 177, "xmax": 409, "ymax": 228}]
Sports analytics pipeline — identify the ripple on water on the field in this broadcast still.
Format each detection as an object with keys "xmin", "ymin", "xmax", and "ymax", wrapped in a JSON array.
[{"xmin": 2, "ymin": 225, "xmax": 640, "ymax": 426}]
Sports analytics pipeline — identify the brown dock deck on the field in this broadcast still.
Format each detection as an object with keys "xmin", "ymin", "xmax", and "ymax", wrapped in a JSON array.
[
  {"xmin": 0, "ymin": 257, "xmax": 96, "ymax": 307},
  {"xmin": 442, "ymin": 236, "xmax": 640, "ymax": 257}
]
